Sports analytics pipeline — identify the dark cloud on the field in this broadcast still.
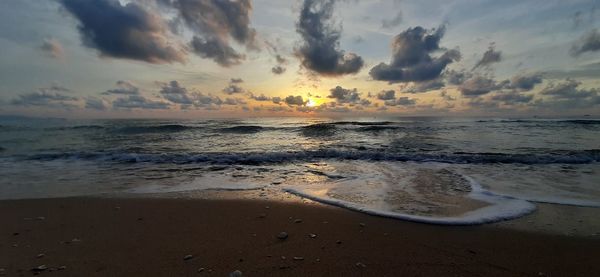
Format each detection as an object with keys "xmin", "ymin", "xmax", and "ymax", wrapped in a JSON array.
[
  {"xmin": 11, "ymin": 85, "xmax": 78, "ymax": 108},
  {"xmin": 445, "ymin": 69, "xmax": 471, "ymax": 85},
  {"xmin": 272, "ymin": 96, "xmax": 282, "ymax": 104},
  {"xmin": 491, "ymin": 91, "xmax": 533, "ymax": 104},
  {"xmin": 40, "ymin": 38, "xmax": 64, "ymax": 59},
  {"xmin": 369, "ymin": 26, "xmax": 460, "ymax": 83},
  {"xmin": 284, "ymin": 95, "xmax": 306, "ymax": 106},
  {"xmin": 328, "ymin": 86, "xmax": 361, "ymax": 104},
  {"xmin": 459, "ymin": 76, "xmax": 508, "ymax": 97},
  {"xmin": 377, "ymin": 90, "xmax": 396, "ymax": 100},
  {"xmin": 159, "ymin": 80, "xmax": 194, "ymax": 104},
  {"xmin": 540, "ymin": 79, "xmax": 598, "ymax": 99},
  {"xmin": 190, "ymin": 37, "xmax": 245, "ymax": 67},
  {"xmin": 385, "ymin": 96, "xmax": 416, "ymax": 106},
  {"xmin": 381, "ymin": 11, "xmax": 402, "ymax": 29},
  {"xmin": 472, "ymin": 44, "xmax": 502, "ymax": 70},
  {"xmin": 60, "ymin": 0, "xmax": 186, "ymax": 64},
  {"xmin": 223, "ymin": 97, "xmax": 246, "ymax": 105},
  {"xmin": 295, "ymin": 0, "xmax": 364, "ymax": 76},
  {"xmin": 84, "ymin": 97, "xmax": 108, "ymax": 110},
  {"xmin": 222, "ymin": 84, "xmax": 244, "ymax": 94},
  {"xmin": 112, "ymin": 95, "xmax": 170, "ymax": 109},
  {"xmin": 509, "ymin": 72, "xmax": 543, "ymax": 91},
  {"xmin": 402, "ymin": 79, "xmax": 445, "ymax": 93},
  {"xmin": 250, "ymin": 93, "xmax": 271, "ymax": 101},
  {"xmin": 160, "ymin": 0, "xmax": 257, "ymax": 66},
  {"xmin": 102, "ymin": 80, "xmax": 140, "ymax": 95},
  {"xmin": 570, "ymin": 29, "xmax": 600, "ymax": 57},
  {"xmin": 272, "ymin": 65, "xmax": 286, "ymax": 74}
]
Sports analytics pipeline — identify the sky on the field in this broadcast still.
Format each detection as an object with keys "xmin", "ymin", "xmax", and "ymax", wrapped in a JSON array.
[{"xmin": 0, "ymin": 0, "xmax": 599, "ymax": 118}]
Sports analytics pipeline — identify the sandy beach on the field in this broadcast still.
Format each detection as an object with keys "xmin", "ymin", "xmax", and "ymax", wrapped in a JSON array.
[{"xmin": 1, "ymin": 197, "xmax": 599, "ymax": 277}]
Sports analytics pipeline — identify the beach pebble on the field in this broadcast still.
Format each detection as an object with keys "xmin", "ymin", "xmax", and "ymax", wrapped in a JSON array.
[
  {"xmin": 229, "ymin": 270, "xmax": 243, "ymax": 277},
  {"xmin": 258, "ymin": 213, "xmax": 267, "ymax": 218},
  {"xmin": 359, "ymin": 223, "xmax": 366, "ymax": 227},
  {"xmin": 31, "ymin": 265, "xmax": 48, "ymax": 272},
  {"xmin": 36, "ymin": 216, "xmax": 46, "ymax": 220},
  {"xmin": 294, "ymin": 219, "xmax": 303, "ymax": 223},
  {"xmin": 277, "ymin": 232, "xmax": 288, "ymax": 240},
  {"xmin": 355, "ymin": 262, "xmax": 367, "ymax": 268},
  {"xmin": 316, "ymin": 258, "xmax": 320, "ymax": 262},
  {"xmin": 36, "ymin": 253, "xmax": 45, "ymax": 258},
  {"xmin": 183, "ymin": 254, "xmax": 194, "ymax": 260},
  {"xmin": 336, "ymin": 240, "xmax": 342, "ymax": 244},
  {"xmin": 58, "ymin": 266, "xmax": 67, "ymax": 270},
  {"xmin": 309, "ymin": 233, "xmax": 317, "ymax": 238},
  {"xmin": 293, "ymin": 257, "xmax": 304, "ymax": 261}
]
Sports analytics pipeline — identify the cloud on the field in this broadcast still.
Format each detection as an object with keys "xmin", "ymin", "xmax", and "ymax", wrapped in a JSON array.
[
  {"xmin": 161, "ymin": 0, "xmax": 257, "ymax": 66},
  {"xmin": 112, "ymin": 95, "xmax": 170, "ymax": 109},
  {"xmin": 223, "ymin": 97, "xmax": 246, "ymax": 105},
  {"xmin": 222, "ymin": 84, "xmax": 244, "ymax": 94},
  {"xmin": 84, "ymin": 97, "xmax": 109, "ymax": 110},
  {"xmin": 540, "ymin": 79, "xmax": 598, "ymax": 99},
  {"xmin": 190, "ymin": 37, "xmax": 244, "ymax": 67},
  {"xmin": 369, "ymin": 26, "xmax": 460, "ymax": 83},
  {"xmin": 295, "ymin": 0, "xmax": 364, "ymax": 76},
  {"xmin": 491, "ymin": 91, "xmax": 533, "ymax": 105},
  {"xmin": 250, "ymin": 93, "xmax": 271, "ymax": 101},
  {"xmin": 60, "ymin": 0, "xmax": 186, "ymax": 64},
  {"xmin": 381, "ymin": 11, "xmax": 402, "ymax": 29},
  {"xmin": 459, "ymin": 75, "xmax": 508, "ymax": 97},
  {"xmin": 509, "ymin": 72, "xmax": 543, "ymax": 91},
  {"xmin": 11, "ymin": 86, "xmax": 79, "ymax": 109},
  {"xmin": 472, "ymin": 44, "xmax": 502, "ymax": 70},
  {"xmin": 327, "ymin": 86, "xmax": 361, "ymax": 104},
  {"xmin": 272, "ymin": 96, "xmax": 282, "ymax": 104},
  {"xmin": 284, "ymin": 95, "xmax": 306, "ymax": 106},
  {"xmin": 159, "ymin": 80, "xmax": 195, "ymax": 104},
  {"xmin": 102, "ymin": 80, "xmax": 140, "ymax": 95},
  {"xmin": 570, "ymin": 29, "xmax": 600, "ymax": 57},
  {"xmin": 402, "ymin": 79, "xmax": 445, "ymax": 93},
  {"xmin": 445, "ymin": 69, "xmax": 471, "ymax": 85},
  {"xmin": 272, "ymin": 65, "xmax": 286, "ymax": 75},
  {"xmin": 377, "ymin": 90, "xmax": 396, "ymax": 100},
  {"xmin": 230, "ymin": 78, "xmax": 244, "ymax": 83},
  {"xmin": 385, "ymin": 96, "xmax": 416, "ymax": 106},
  {"xmin": 40, "ymin": 38, "xmax": 64, "ymax": 59}
]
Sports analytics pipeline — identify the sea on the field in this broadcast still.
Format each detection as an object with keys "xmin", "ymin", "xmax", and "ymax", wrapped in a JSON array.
[{"xmin": 1, "ymin": 116, "xmax": 599, "ymax": 225}]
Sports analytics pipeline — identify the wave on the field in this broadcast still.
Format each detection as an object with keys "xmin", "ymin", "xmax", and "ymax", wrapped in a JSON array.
[
  {"xmin": 47, "ymin": 125, "xmax": 107, "ymax": 131},
  {"xmin": 17, "ymin": 149, "xmax": 600, "ymax": 165},
  {"xmin": 219, "ymin": 125, "xmax": 266, "ymax": 134},
  {"xmin": 356, "ymin": 126, "xmax": 402, "ymax": 132},
  {"xmin": 284, "ymin": 177, "xmax": 536, "ymax": 225},
  {"xmin": 113, "ymin": 124, "xmax": 199, "ymax": 134},
  {"xmin": 329, "ymin": 121, "xmax": 394, "ymax": 126},
  {"xmin": 300, "ymin": 123, "xmax": 337, "ymax": 137}
]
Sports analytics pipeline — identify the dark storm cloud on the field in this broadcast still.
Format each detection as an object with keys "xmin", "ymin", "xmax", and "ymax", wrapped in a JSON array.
[
  {"xmin": 444, "ymin": 69, "xmax": 471, "ymax": 85},
  {"xmin": 295, "ymin": 0, "xmax": 364, "ymax": 76},
  {"xmin": 540, "ymin": 79, "xmax": 599, "ymax": 99},
  {"xmin": 459, "ymin": 76, "xmax": 509, "ymax": 97},
  {"xmin": 328, "ymin": 86, "xmax": 361, "ymax": 104},
  {"xmin": 369, "ymin": 26, "xmax": 460, "ymax": 83},
  {"xmin": 381, "ymin": 11, "xmax": 402, "ymax": 29},
  {"xmin": 112, "ymin": 95, "xmax": 170, "ymax": 109},
  {"xmin": 160, "ymin": 0, "xmax": 257, "ymax": 66},
  {"xmin": 570, "ymin": 29, "xmax": 600, "ymax": 57},
  {"xmin": 284, "ymin": 95, "xmax": 306, "ymax": 106},
  {"xmin": 509, "ymin": 72, "xmax": 543, "ymax": 91},
  {"xmin": 40, "ymin": 38, "xmax": 64, "ymax": 59},
  {"xmin": 102, "ymin": 80, "xmax": 140, "ymax": 95},
  {"xmin": 60, "ymin": 0, "xmax": 186, "ymax": 64},
  {"xmin": 376, "ymin": 90, "xmax": 396, "ymax": 100},
  {"xmin": 85, "ymin": 97, "xmax": 108, "ymax": 110},
  {"xmin": 472, "ymin": 44, "xmax": 502, "ymax": 70}
]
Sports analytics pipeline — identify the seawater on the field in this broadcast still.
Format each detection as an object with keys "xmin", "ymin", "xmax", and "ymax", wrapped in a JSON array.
[{"xmin": 1, "ymin": 116, "xmax": 599, "ymax": 225}]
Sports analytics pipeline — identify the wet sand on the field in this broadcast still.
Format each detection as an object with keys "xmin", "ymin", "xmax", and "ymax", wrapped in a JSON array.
[{"xmin": 1, "ymin": 197, "xmax": 599, "ymax": 276}]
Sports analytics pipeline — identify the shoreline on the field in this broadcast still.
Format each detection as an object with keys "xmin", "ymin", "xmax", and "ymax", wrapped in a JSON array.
[{"xmin": 1, "ymin": 197, "xmax": 599, "ymax": 276}]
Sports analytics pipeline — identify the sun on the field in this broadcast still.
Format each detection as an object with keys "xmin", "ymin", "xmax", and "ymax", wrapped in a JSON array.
[{"xmin": 306, "ymin": 98, "xmax": 316, "ymax": 107}]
